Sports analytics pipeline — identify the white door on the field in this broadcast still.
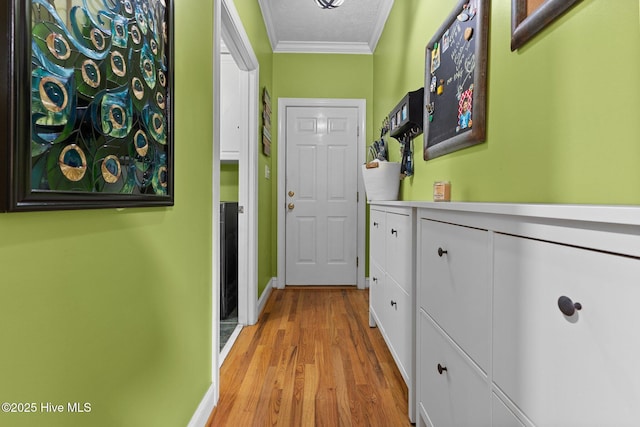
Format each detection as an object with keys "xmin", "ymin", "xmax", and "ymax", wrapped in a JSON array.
[{"xmin": 285, "ymin": 106, "xmax": 358, "ymax": 285}]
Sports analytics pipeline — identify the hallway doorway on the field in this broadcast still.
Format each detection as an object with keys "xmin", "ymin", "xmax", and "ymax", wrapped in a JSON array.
[
  {"xmin": 277, "ymin": 98, "xmax": 367, "ymax": 290},
  {"xmin": 215, "ymin": 0, "xmax": 259, "ymax": 368},
  {"xmin": 284, "ymin": 105, "xmax": 359, "ymax": 285}
]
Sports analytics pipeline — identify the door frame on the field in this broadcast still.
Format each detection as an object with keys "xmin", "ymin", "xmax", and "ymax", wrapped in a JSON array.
[
  {"xmin": 277, "ymin": 98, "xmax": 366, "ymax": 290},
  {"xmin": 191, "ymin": 0, "xmax": 258, "ymax": 421},
  {"xmin": 213, "ymin": 0, "xmax": 259, "ymax": 392},
  {"xmin": 219, "ymin": 0, "xmax": 259, "ymax": 328}
]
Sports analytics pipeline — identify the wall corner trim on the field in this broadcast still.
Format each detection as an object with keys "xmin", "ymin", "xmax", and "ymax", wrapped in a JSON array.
[{"xmin": 369, "ymin": 0, "xmax": 395, "ymax": 52}]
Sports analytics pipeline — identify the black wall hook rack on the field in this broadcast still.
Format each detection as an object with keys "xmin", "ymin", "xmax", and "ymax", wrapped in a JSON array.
[{"xmin": 389, "ymin": 88, "xmax": 425, "ymax": 141}]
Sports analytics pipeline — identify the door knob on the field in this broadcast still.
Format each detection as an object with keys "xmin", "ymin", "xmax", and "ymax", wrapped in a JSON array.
[
  {"xmin": 558, "ymin": 296, "xmax": 582, "ymax": 316},
  {"xmin": 288, "ymin": 203, "xmax": 295, "ymax": 210},
  {"xmin": 288, "ymin": 191, "xmax": 295, "ymax": 197}
]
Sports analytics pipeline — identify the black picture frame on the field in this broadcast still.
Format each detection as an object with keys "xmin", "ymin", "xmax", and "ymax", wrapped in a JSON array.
[
  {"xmin": 511, "ymin": 0, "xmax": 581, "ymax": 51},
  {"xmin": 423, "ymin": 0, "xmax": 489, "ymax": 161},
  {"xmin": 1, "ymin": 0, "xmax": 174, "ymax": 212}
]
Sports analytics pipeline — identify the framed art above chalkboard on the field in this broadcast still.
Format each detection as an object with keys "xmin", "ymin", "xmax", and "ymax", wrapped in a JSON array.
[
  {"xmin": 511, "ymin": 0, "xmax": 582, "ymax": 51},
  {"xmin": 423, "ymin": 0, "xmax": 489, "ymax": 161}
]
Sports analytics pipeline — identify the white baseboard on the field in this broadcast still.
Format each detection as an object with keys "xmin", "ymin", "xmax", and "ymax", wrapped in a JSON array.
[
  {"xmin": 271, "ymin": 276, "xmax": 282, "ymax": 289},
  {"xmin": 365, "ymin": 277, "xmax": 370, "ymax": 289},
  {"xmin": 219, "ymin": 324, "xmax": 243, "ymax": 367},
  {"xmin": 187, "ymin": 383, "xmax": 217, "ymax": 427},
  {"xmin": 188, "ymin": 278, "xmax": 275, "ymax": 426},
  {"xmin": 257, "ymin": 277, "xmax": 275, "ymax": 318}
]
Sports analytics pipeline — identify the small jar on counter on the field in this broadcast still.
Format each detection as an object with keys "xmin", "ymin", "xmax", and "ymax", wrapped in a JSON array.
[{"xmin": 433, "ymin": 181, "xmax": 451, "ymax": 202}]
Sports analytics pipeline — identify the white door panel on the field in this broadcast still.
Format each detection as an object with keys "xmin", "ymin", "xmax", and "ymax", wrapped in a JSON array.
[
  {"xmin": 327, "ymin": 216, "xmax": 349, "ymax": 263},
  {"xmin": 285, "ymin": 106, "xmax": 358, "ymax": 285},
  {"xmin": 295, "ymin": 217, "xmax": 316, "ymax": 263}
]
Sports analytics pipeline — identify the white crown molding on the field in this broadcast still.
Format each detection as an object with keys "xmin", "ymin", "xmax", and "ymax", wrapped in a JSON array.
[
  {"xmin": 257, "ymin": 0, "xmax": 278, "ymax": 51},
  {"xmin": 369, "ymin": 0, "xmax": 394, "ymax": 52},
  {"xmin": 274, "ymin": 41, "xmax": 373, "ymax": 55},
  {"xmin": 257, "ymin": 0, "xmax": 393, "ymax": 55}
]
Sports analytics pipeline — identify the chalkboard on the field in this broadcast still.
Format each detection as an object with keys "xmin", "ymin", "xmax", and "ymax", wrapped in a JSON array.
[{"xmin": 423, "ymin": 0, "xmax": 489, "ymax": 161}]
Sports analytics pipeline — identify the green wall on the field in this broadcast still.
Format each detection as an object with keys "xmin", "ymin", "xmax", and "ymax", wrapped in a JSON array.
[
  {"xmin": 273, "ymin": 53, "xmax": 374, "ymax": 140},
  {"xmin": 0, "ymin": 1, "xmax": 213, "ymax": 426},
  {"xmin": 272, "ymin": 53, "xmax": 375, "ymax": 281},
  {"xmin": 220, "ymin": 163, "xmax": 239, "ymax": 202},
  {"xmin": 375, "ymin": 0, "xmax": 640, "ymax": 204},
  {"xmin": 234, "ymin": 0, "xmax": 274, "ymax": 298},
  {"xmin": 3, "ymin": 1, "xmax": 629, "ymax": 424},
  {"xmin": 272, "ymin": 53, "xmax": 379, "ymax": 280}
]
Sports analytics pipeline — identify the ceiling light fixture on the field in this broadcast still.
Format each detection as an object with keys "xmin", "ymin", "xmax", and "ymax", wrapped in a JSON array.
[{"xmin": 315, "ymin": 0, "xmax": 344, "ymax": 9}]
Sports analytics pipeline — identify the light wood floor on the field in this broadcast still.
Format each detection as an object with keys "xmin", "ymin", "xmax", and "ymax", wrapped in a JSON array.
[{"xmin": 207, "ymin": 287, "xmax": 412, "ymax": 427}]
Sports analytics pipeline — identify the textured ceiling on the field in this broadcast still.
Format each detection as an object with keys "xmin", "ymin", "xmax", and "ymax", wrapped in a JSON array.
[{"xmin": 257, "ymin": 0, "xmax": 395, "ymax": 54}]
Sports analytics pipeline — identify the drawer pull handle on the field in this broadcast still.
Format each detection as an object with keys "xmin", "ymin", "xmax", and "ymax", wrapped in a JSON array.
[
  {"xmin": 558, "ymin": 296, "xmax": 582, "ymax": 316},
  {"xmin": 390, "ymin": 300, "xmax": 397, "ymax": 308},
  {"xmin": 437, "ymin": 363, "xmax": 448, "ymax": 375},
  {"xmin": 391, "ymin": 229, "xmax": 398, "ymax": 236},
  {"xmin": 438, "ymin": 247, "xmax": 448, "ymax": 257}
]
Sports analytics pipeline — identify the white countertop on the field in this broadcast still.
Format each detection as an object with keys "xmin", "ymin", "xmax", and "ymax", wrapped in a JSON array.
[{"xmin": 367, "ymin": 200, "xmax": 640, "ymax": 227}]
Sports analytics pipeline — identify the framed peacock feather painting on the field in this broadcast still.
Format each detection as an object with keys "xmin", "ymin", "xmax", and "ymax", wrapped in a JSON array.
[{"xmin": 0, "ymin": 0, "xmax": 174, "ymax": 211}]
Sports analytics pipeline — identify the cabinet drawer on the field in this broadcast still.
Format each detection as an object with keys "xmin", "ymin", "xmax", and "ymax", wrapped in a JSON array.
[
  {"xmin": 385, "ymin": 211, "xmax": 412, "ymax": 294},
  {"xmin": 369, "ymin": 261, "xmax": 386, "ymax": 328},
  {"xmin": 370, "ymin": 209, "xmax": 386, "ymax": 266},
  {"xmin": 493, "ymin": 234, "xmax": 640, "ymax": 426},
  {"xmin": 419, "ymin": 219, "xmax": 490, "ymax": 370},
  {"xmin": 384, "ymin": 276, "xmax": 412, "ymax": 383},
  {"xmin": 418, "ymin": 310, "xmax": 490, "ymax": 427},
  {"xmin": 492, "ymin": 394, "xmax": 525, "ymax": 427}
]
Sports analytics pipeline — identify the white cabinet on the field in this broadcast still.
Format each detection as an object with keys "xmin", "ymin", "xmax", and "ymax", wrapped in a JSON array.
[
  {"xmin": 368, "ymin": 204, "xmax": 415, "ymax": 422},
  {"xmin": 369, "ymin": 208, "xmax": 386, "ymax": 272},
  {"xmin": 413, "ymin": 202, "xmax": 640, "ymax": 427},
  {"xmin": 369, "ymin": 262, "xmax": 386, "ymax": 330},
  {"xmin": 491, "ymin": 394, "xmax": 524, "ymax": 427},
  {"xmin": 220, "ymin": 52, "xmax": 246, "ymax": 162},
  {"xmin": 384, "ymin": 212, "xmax": 413, "ymax": 295},
  {"xmin": 419, "ymin": 220, "xmax": 490, "ymax": 370},
  {"xmin": 493, "ymin": 234, "xmax": 640, "ymax": 427},
  {"xmin": 385, "ymin": 276, "xmax": 412, "ymax": 377},
  {"xmin": 418, "ymin": 310, "xmax": 490, "ymax": 427},
  {"xmin": 417, "ymin": 218, "xmax": 490, "ymax": 426}
]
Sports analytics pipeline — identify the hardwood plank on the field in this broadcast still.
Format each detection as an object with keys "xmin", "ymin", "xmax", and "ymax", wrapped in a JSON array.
[
  {"xmin": 207, "ymin": 288, "xmax": 412, "ymax": 427},
  {"xmin": 268, "ymin": 387, "xmax": 282, "ymax": 426},
  {"xmin": 301, "ymin": 354, "xmax": 319, "ymax": 426},
  {"xmin": 330, "ymin": 337, "xmax": 354, "ymax": 427},
  {"xmin": 314, "ymin": 324, "xmax": 339, "ymax": 427},
  {"xmin": 274, "ymin": 344, "xmax": 300, "ymax": 426},
  {"xmin": 230, "ymin": 344, "xmax": 270, "ymax": 426},
  {"xmin": 250, "ymin": 365, "xmax": 277, "ymax": 426}
]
